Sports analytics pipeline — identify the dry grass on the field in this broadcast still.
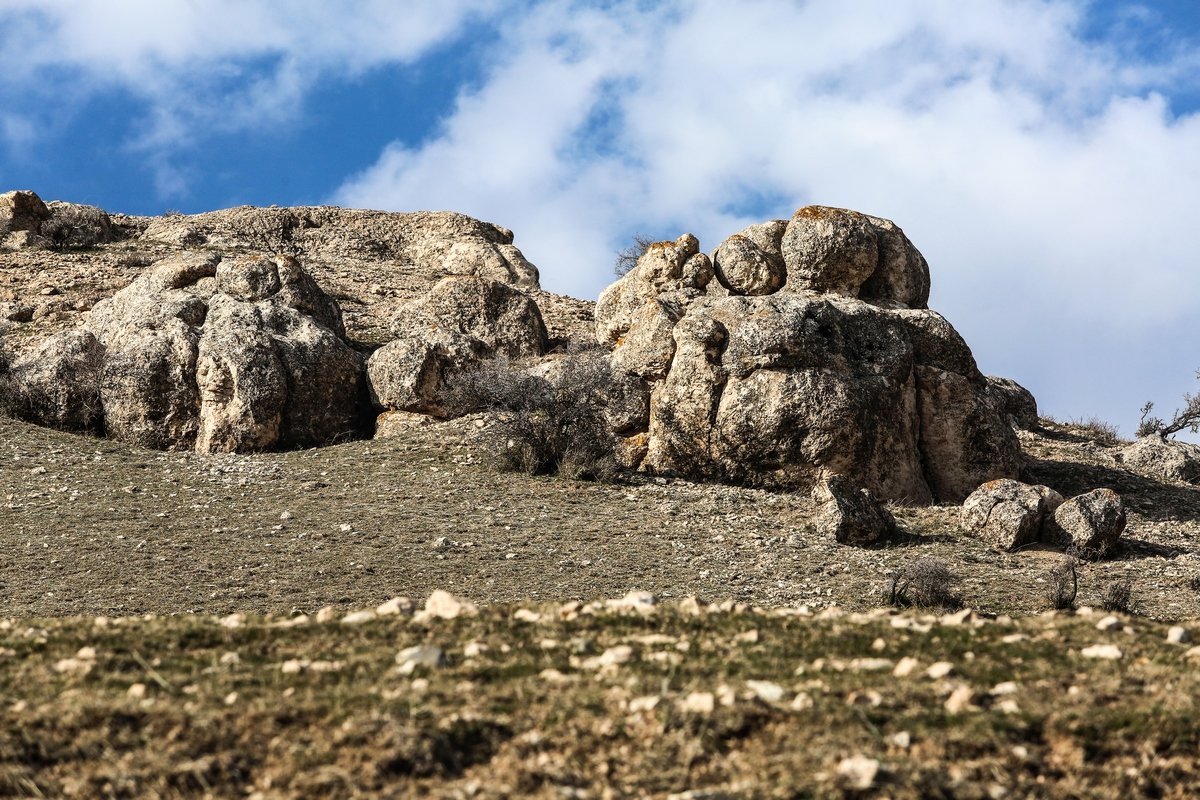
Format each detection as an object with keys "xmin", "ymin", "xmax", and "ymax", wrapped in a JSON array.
[{"xmin": 2, "ymin": 603, "xmax": 1199, "ymax": 798}]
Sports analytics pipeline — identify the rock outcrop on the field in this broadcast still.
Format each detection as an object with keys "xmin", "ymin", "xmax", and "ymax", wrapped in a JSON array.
[
  {"xmin": 366, "ymin": 276, "xmax": 548, "ymax": 418},
  {"xmin": 1120, "ymin": 436, "xmax": 1200, "ymax": 484},
  {"xmin": 814, "ymin": 476, "xmax": 898, "ymax": 547},
  {"xmin": 1046, "ymin": 488, "xmax": 1127, "ymax": 557},
  {"xmin": 7, "ymin": 251, "xmax": 365, "ymax": 452},
  {"xmin": 0, "ymin": 190, "xmax": 51, "ymax": 248},
  {"xmin": 596, "ymin": 206, "xmax": 1021, "ymax": 503}
]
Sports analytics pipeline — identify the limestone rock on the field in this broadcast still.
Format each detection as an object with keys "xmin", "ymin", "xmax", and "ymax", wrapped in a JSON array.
[
  {"xmin": 58, "ymin": 251, "xmax": 366, "ymax": 451},
  {"xmin": 42, "ymin": 201, "xmax": 118, "ymax": 248},
  {"xmin": 1, "ymin": 329, "xmax": 105, "ymax": 432},
  {"xmin": 0, "ymin": 190, "xmax": 50, "ymax": 236},
  {"xmin": 1120, "ymin": 436, "xmax": 1200, "ymax": 484},
  {"xmin": 780, "ymin": 206, "xmax": 929, "ymax": 306},
  {"xmin": 366, "ymin": 276, "xmax": 547, "ymax": 417},
  {"xmin": 814, "ymin": 476, "xmax": 897, "ymax": 547},
  {"xmin": 1048, "ymin": 489, "xmax": 1127, "ymax": 558},
  {"xmin": 961, "ymin": 479, "xmax": 1063, "ymax": 551},
  {"xmin": 986, "ymin": 375, "xmax": 1039, "ymax": 430},
  {"xmin": 600, "ymin": 208, "xmax": 1020, "ymax": 504},
  {"xmin": 712, "ymin": 220, "xmax": 787, "ymax": 295}
]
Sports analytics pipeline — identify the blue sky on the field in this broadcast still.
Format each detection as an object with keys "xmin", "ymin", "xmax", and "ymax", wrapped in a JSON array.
[{"xmin": 2, "ymin": 0, "xmax": 1200, "ymax": 436}]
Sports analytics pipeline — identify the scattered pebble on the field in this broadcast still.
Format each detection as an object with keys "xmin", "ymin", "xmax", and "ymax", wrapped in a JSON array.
[
  {"xmin": 396, "ymin": 645, "xmax": 445, "ymax": 674},
  {"xmin": 376, "ymin": 597, "xmax": 415, "ymax": 617},
  {"xmin": 925, "ymin": 661, "xmax": 955, "ymax": 680},
  {"xmin": 679, "ymin": 692, "xmax": 716, "ymax": 714},
  {"xmin": 580, "ymin": 645, "xmax": 634, "ymax": 671},
  {"xmin": 892, "ymin": 657, "xmax": 920, "ymax": 677},
  {"xmin": 944, "ymin": 686, "xmax": 978, "ymax": 714},
  {"xmin": 1167, "ymin": 626, "xmax": 1193, "ymax": 645},
  {"xmin": 341, "ymin": 609, "xmax": 377, "ymax": 625},
  {"xmin": 1095, "ymin": 615, "xmax": 1121, "ymax": 632},
  {"xmin": 745, "ymin": 680, "xmax": 785, "ymax": 703},
  {"xmin": 837, "ymin": 755, "xmax": 881, "ymax": 790},
  {"xmin": 1081, "ymin": 644, "xmax": 1123, "ymax": 660},
  {"xmin": 413, "ymin": 590, "xmax": 478, "ymax": 622}
]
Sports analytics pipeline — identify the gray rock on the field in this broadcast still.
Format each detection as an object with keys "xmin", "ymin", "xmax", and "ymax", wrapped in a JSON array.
[
  {"xmin": 781, "ymin": 206, "xmax": 878, "ymax": 297},
  {"xmin": 1048, "ymin": 489, "xmax": 1127, "ymax": 557},
  {"xmin": 961, "ymin": 479, "xmax": 1063, "ymax": 551},
  {"xmin": 986, "ymin": 375, "xmax": 1039, "ymax": 430},
  {"xmin": 0, "ymin": 190, "xmax": 50, "ymax": 236},
  {"xmin": 859, "ymin": 213, "xmax": 930, "ymax": 308},
  {"xmin": 72, "ymin": 252, "xmax": 364, "ymax": 451},
  {"xmin": 1120, "ymin": 436, "xmax": 1200, "ymax": 484},
  {"xmin": 712, "ymin": 220, "xmax": 788, "ymax": 296},
  {"xmin": 1, "ymin": 330, "xmax": 105, "ymax": 432},
  {"xmin": 366, "ymin": 276, "xmax": 547, "ymax": 417},
  {"xmin": 814, "ymin": 476, "xmax": 897, "ymax": 546}
]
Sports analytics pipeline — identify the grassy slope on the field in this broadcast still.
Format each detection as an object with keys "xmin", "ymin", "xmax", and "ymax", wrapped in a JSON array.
[{"xmin": 3, "ymin": 601, "xmax": 1199, "ymax": 798}]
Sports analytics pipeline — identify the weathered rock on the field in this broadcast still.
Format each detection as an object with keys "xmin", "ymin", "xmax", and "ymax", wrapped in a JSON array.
[
  {"xmin": 64, "ymin": 252, "xmax": 365, "ymax": 451},
  {"xmin": 601, "ymin": 210, "xmax": 1021, "ymax": 503},
  {"xmin": 986, "ymin": 375, "xmax": 1039, "ymax": 430},
  {"xmin": 1, "ymin": 330, "xmax": 105, "ymax": 432},
  {"xmin": 961, "ymin": 479, "xmax": 1063, "ymax": 551},
  {"xmin": 780, "ymin": 206, "xmax": 929, "ymax": 307},
  {"xmin": 366, "ymin": 276, "xmax": 547, "ymax": 417},
  {"xmin": 712, "ymin": 220, "xmax": 787, "ymax": 296},
  {"xmin": 0, "ymin": 190, "xmax": 50, "ymax": 236},
  {"xmin": 1048, "ymin": 489, "xmax": 1127, "ymax": 557},
  {"xmin": 1120, "ymin": 436, "xmax": 1200, "ymax": 484},
  {"xmin": 814, "ymin": 476, "xmax": 897, "ymax": 546},
  {"xmin": 42, "ymin": 201, "xmax": 117, "ymax": 248}
]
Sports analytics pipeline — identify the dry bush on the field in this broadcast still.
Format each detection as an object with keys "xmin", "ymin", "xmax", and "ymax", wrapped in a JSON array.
[
  {"xmin": 41, "ymin": 204, "xmax": 110, "ymax": 250},
  {"xmin": 1138, "ymin": 380, "xmax": 1200, "ymax": 439},
  {"xmin": 614, "ymin": 234, "xmax": 655, "ymax": 278},
  {"xmin": 1069, "ymin": 417, "xmax": 1121, "ymax": 446},
  {"xmin": 885, "ymin": 558, "xmax": 962, "ymax": 611},
  {"xmin": 455, "ymin": 349, "xmax": 618, "ymax": 482},
  {"xmin": 1046, "ymin": 557, "xmax": 1078, "ymax": 611},
  {"xmin": 1100, "ymin": 579, "xmax": 1134, "ymax": 614},
  {"xmin": 0, "ymin": 340, "xmax": 105, "ymax": 434}
]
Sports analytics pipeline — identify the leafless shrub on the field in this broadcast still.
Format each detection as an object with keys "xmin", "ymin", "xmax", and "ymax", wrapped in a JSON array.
[
  {"xmin": 456, "ymin": 349, "xmax": 618, "ymax": 481},
  {"xmin": 1138, "ymin": 377, "xmax": 1200, "ymax": 439},
  {"xmin": 1046, "ymin": 556, "xmax": 1079, "ymax": 611},
  {"xmin": 1068, "ymin": 416, "xmax": 1121, "ymax": 447},
  {"xmin": 1100, "ymin": 579, "xmax": 1134, "ymax": 614},
  {"xmin": 41, "ymin": 204, "xmax": 107, "ymax": 250},
  {"xmin": 614, "ymin": 234, "xmax": 655, "ymax": 278},
  {"xmin": 885, "ymin": 558, "xmax": 962, "ymax": 611}
]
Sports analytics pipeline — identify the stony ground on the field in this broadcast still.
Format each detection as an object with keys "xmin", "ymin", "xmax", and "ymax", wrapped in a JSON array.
[{"xmin": 3, "ymin": 412, "xmax": 1200, "ymax": 621}]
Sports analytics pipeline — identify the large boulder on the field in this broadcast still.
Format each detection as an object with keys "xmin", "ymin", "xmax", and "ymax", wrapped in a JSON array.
[
  {"xmin": 1, "ymin": 190, "xmax": 51, "ymax": 248},
  {"xmin": 1119, "ymin": 436, "xmax": 1200, "ymax": 484},
  {"xmin": 42, "ymin": 201, "xmax": 118, "ymax": 248},
  {"xmin": 814, "ymin": 476, "xmax": 898, "ymax": 547},
  {"xmin": 961, "ymin": 479, "xmax": 1063, "ymax": 552},
  {"xmin": 1047, "ymin": 489, "xmax": 1127, "ymax": 558},
  {"xmin": 0, "ymin": 329, "xmax": 105, "ymax": 432},
  {"xmin": 366, "ymin": 276, "xmax": 547, "ymax": 417},
  {"xmin": 986, "ymin": 376, "xmax": 1039, "ymax": 430},
  {"xmin": 51, "ymin": 251, "xmax": 368, "ymax": 452},
  {"xmin": 599, "ymin": 209, "xmax": 1021, "ymax": 503}
]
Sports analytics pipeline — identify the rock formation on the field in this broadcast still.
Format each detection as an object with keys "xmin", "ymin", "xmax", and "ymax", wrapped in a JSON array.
[
  {"xmin": 596, "ymin": 206, "xmax": 1021, "ymax": 503},
  {"xmin": 6, "ymin": 251, "xmax": 365, "ymax": 452},
  {"xmin": 961, "ymin": 479, "xmax": 1063, "ymax": 551},
  {"xmin": 366, "ymin": 275, "xmax": 548, "ymax": 418}
]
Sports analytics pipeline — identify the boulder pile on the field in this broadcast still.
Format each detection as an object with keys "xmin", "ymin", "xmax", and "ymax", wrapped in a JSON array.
[{"xmin": 595, "ymin": 206, "xmax": 1022, "ymax": 503}]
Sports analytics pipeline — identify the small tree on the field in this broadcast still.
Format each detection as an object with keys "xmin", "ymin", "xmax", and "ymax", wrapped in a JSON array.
[
  {"xmin": 1137, "ymin": 372, "xmax": 1200, "ymax": 439},
  {"xmin": 614, "ymin": 234, "xmax": 655, "ymax": 277}
]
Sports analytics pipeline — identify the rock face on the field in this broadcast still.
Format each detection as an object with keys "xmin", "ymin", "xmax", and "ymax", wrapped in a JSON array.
[
  {"xmin": 366, "ymin": 276, "xmax": 548, "ymax": 418},
  {"xmin": 1, "ymin": 190, "xmax": 51, "ymax": 247},
  {"xmin": 986, "ymin": 376, "xmax": 1039, "ymax": 430},
  {"xmin": 814, "ymin": 476, "xmax": 897, "ymax": 547},
  {"xmin": 1, "ymin": 329, "xmax": 105, "ymax": 432},
  {"xmin": 1048, "ymin": 489, "xmax": 1127, "ymax": 556},
  {"xmin": 961, "ymin": 479, "xmax": 1063, "ymax": 551},
  {"xmin": 1120, "ymin": 436, "xmax": 1200, "ymax": 484},
  {"xmin": 596, "ymin": 207, "xmax": 1021, "ymax": 503},
  {"xmin": 7, "ymin": 251, "xmax": 365, "ymax": 452}
]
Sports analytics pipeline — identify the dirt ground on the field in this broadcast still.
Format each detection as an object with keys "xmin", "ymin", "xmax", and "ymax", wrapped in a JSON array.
[{"xmin": 4, "ymin": 412, "xmax": 1200, "ymax": 622}]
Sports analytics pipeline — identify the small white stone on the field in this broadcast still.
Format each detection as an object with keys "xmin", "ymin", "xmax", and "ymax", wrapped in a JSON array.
[
  {"xmin": 395, "ymin": 645, "xmax": 445, "ymax": 675},
  {"xmin": 513, "ymin": 608, "xmax": 541, "ymax": 623},
  {"xmin": 990, "ymin": 681, "xmax": 1019, "ymax": 696},
  {"xmin": 628, "ymin": 695, "xmax": 660, "ymax": 713},
  {"xmin": 892, "ymin": 656, "xmax": 920, "ymax": 677},
  {"xmin": 580, "ymin": 645, "xmax": 634, "ymax": 670},
  {"xmin": 889, "ymin": 731, "xmax": 911, "ymax": 749},
  {"xmin": 1081, "ymin": 644, "xmax": 1123, "ymax": 660},
  {"xmin": 679, "ymin": 692, "xmax": 716, "ymax": 714},
  {"xmin": 279, "ymin": 511, "xmax": 293, "ymax": 521},
  {"xmin": 376, "ymin": 597, "xmax": 415, "ymax": 617},
  {"xmin": 944, "ymin": 686, "xmax": 977, "ymax": 714},
  {"xmin": 837, "ymin": 755, "xmax": 881, "ymax": 790},
  {"xmin": 219, "ymin": 651, "xmax": 241, "ymax": 666},
  {"xmin": 790, "ymin": 692, "xmax": 814, "ymax": 710},
  {"xmin": 338, "ymin": 523, "xmax": 353, "ymax": 533},
  {"xmin": 315, "ymin": 606, "xmax": 337, "ymax": 623},
  {"xmin": 415, "ymin": 590, "xmax": 478, "ymax": 622},
  {"xmin": 850, "ymin": 658, "xmax": 894, "ymax": 672},
  {"xmin": 1095, "ymin": 615, "xmax": 1121, "ymax": 632},
  {"xmin": 126, "ymin": 683, "xmax": 147, "ymax": 699},
  {"xmin": 218, "ymin": 613, "xmax": 244, "ymax": 629},
  {"xmin": 925, "ymin": 661, "xmax": 955, "ymax": 679},
  {"xmin": 1167, "ymin": 626, "xmax": 1193, "ymax": 645},
  {"xmin": 280, "ymin": 659, "xmax": 308, "ymax": 674},
  {"xmin": 745, "ymin": 680, "xmax": 786, "ymax": 703},
  {"xmin": 341, "ymin": 609, "xmax": 377, "ymax": 625}
]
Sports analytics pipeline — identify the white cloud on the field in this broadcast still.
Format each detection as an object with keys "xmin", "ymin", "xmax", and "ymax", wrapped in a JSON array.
[
  {"xmin": 335, "ymin": 0, "xmax": 1200, "ymax": 432},
  {"xmin": 0, "ymin": 0, "xmax": 502, "ymax": 188}
]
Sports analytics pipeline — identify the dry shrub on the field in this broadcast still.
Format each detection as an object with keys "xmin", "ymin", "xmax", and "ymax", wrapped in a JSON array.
[
  {"xmin": 614, "ymin": 234, "xmax": 655, "ymax": 277},
  {"xmin": 1100, "ymin": 579, "xmax": 1134, "ymax": 614},
  {"xmin": 455, "ymin": 349, "xmax": 618, "ymax": 482},
  {"xmin": 1068, "ymin": 416, "xmax": 1121, "ymax": 447},
  {"xmin": 885, "ymin": 558, "xmax": 961, "ymax": 611},
  {"xmin": 1046, "ymin": 557, "xmax": 1078, "ymax": 611}
]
